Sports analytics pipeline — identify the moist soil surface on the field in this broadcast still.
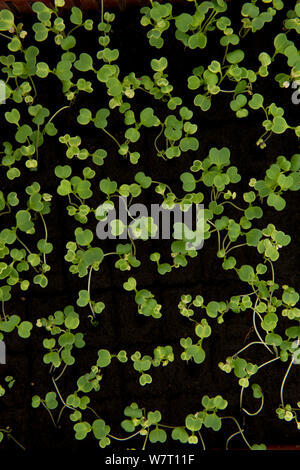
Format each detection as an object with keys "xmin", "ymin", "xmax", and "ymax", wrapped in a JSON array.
[{"xmin": 0, "ymin": 1, "xmax": 299, "ymax": 451}]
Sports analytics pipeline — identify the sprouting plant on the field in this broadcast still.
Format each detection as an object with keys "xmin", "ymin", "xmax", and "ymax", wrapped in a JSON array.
[{"xmin": 0, "ymin": 0, "xmax": 299, "ymax": 452}]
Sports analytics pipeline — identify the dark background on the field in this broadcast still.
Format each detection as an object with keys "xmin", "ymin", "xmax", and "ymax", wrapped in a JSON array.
[{"xmin": 0, "ymin": 0, "xmax": 299, "ymax": 451}]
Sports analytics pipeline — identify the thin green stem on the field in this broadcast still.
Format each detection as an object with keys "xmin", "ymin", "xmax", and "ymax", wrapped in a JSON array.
[
  {"xmin": 225, "ymin": 243, "xmax": 248, "ymax": 255},
  {"xmin": 154, "ymin": 124, "xmax": 164, "ymax": 155},
  {"xmin": 252, "ymin": 303, "xmax": 274, "ymax": 355},
  {"xmin": 221, "ymin": 201, "xmax": 245, "ymax": 211},
  {"xmin": 54, "ymin": 363, "xmax": 68, "ymax": 382},
  {"xmin": 40, "ymin": 212, "xmax": 48, "ymax": 265},
  {"xmin": 240, "ymin": 386, "xmax": 245, "ymax": 410},
  {"xmin": 219, "ymin": 89, "xmax": 236, "ymax": 93},
  {"xmin": 68, "ymin": 25, "xmax": 81, "ymax": 36},
  {"xmin": 35, "ymin": 124, "xmax": 40, "ymax": 162},
  {"xmin": 264, "ymin": 132, "xmax": 273, "ymax": 143},
  {"xmin": 72, "ymin": 191, "xmax": 84, "ymax": 205},
  {"xmin": 102, "ymin": 128, "xmax": 121, "ymax": 148},
  {"xmin": 142, "ymin": 430, "xmax": 149, "ymax": 450},
  {"xmin": 222, "ymin": 44, "xmax": 229, "ymax": 66},
  {"xmin": 109, "ymin": 430, "xmax": 141, "ymax": 441},
  {"xmin": 86, "ymin": 406, "xmax": 100, "ymax": 418},
  {"xmin": 152, "ymin": 180, "xmax": 174, "ymax": 195},
  {"xmin": 267, "ymin": 259, "xmax": 275, "ymax": 305},
  {"xmin": 57, "ymin": 405, "xmax": 66, "ymax": 425},
  {"xmin": 257, "ymin": 356, "xmax": 280, "ymax": 371},
  {"xmin": 0, "ymin": 32, "xmax": 12, "ymax": 40},
  {"xmin": 226, "ymin": 429, "xmax": 243, "ymax": 450},
  {"xmin": 5, "ymin": 431, "xmax": 26, "ymax": 450},
  {"xmin": 29, "ymin": 75, "xmax": 37, "ymax": 99},
  {"xmin": 45, "ymin": 105, "xmax": 70, "ymax": 127},
  {"xmin": 15, "ymin": 235, "xmax": 40, "ymax": 273},
  {"xmin": 198, "ymin": 430, "xmax": 206, "ymax": 450},
  {"xmin": 211, "ymin": 187, "xmax": 216, "ymax": 201},
  {"xmin": 41, "ymin": 401, "xmax": 57, "ymax": 428},
  {"xmin": 1, "ymin": 299, "xmax": 7, "ymax": 321},
  {"xmin": 67, "ymin": 194, "xmax": 79, "ymax": 208},
  {"xmin": 242, "ymin": 394, "xmax": 264, "ymax": 416},
  {"xmin": 127, "ymin": 231, "xmax": 136, "ymax": 257},
  {"xmin": 202, "ymin": 10, "xmax": 217, "ymax": 33},
  {"xmin": 280, "ymin": 357, "xmax": 294, "ymax": 407},
  {"xmin": 208, "ymin": 220, "xmax": 221, "ymax": 251},
  {"xmin": 52, "ymin": 377, "xmax": 76, "ymax": 413},
  {"xmin": 158, "ymin": 423, "xmax": 177, "ymax": 430},
  {"xmin": 232, "ymin": 341, "xmax": 271, "ymax": 358},
  {"xmin": 222, "ymin": 233, "xmax": 229, "ymax": 251},
  {"xmin": 221, "ymin": 416, "xmax": 252, "ymax": 450},
  {"xmin": 87, "ymin": 266, "xmax": 95, "ymax": 318}
]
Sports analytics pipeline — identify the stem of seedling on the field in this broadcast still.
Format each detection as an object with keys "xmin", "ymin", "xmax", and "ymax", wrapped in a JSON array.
[
  {"xmin": 280, "ymin": 357, "xmax": 294, "ymax": 407},
  {"xmin": 41, "ymin": 401, "xmax": 57, "ymax": 428},
  {"xmin": 0, "ymin": 428, "xmax": 26, "ymax": 450},
  {"xmin": 239, "ymin": 384, "xmax": 245, "ymax": 411},
  {"xmin": 109, "ymin": 430, "xmax": 141, "ymax": 441},
  {"xmin": 198, "ymin": 430, "xmax": 206, "ymax": 450},
  {"xmin": 73, "ymin": 192, "xmax": 84, "ymax": 205},
  {"xmin": 40, "ymin": 212, "xmax": 48, "ymax": 265},
  {"xmin": 102, "ymin": 128, "xmax": 121, "ymax": 148},
  {"xmin": 226, "ymin": 429, "xmax": 243, "ymax": 450},
  {"xmin": 35, "ymin": 124, "xmax": 40, "ymax": 162},
  {"xmin": 154, "ymin": 124, "xmax": 164, "ymax": 156},
  {"xmin": 52, "ymin": 377, "xmax": 76, "ymax": 413},
  {"xmin": 267, "ymin": 259, "xmax": 275, "ymax": 304},
  {"xmin": 222, "ymin": 416, "xmax": 252, "ymax": 450},
  {"xmin": 242, "ymin": 394, "xmax": 264, "ymax": 416},
  {"xmin": 0, "ymin": 206, "xmax": 11, "ymax": 217},
  {"xmin": 15, "ymin": 235, "xmax": 40, "ymax": 273},
  {"xmin": 68, "ymin": 25, "xmax": 81, "ymax": 36},
  {"xmin": 202, "ymin": 10, "xmax": 217, "ymax": 33},
  {"xmin": 239, "ymin": 26, "xmax": 250, "ymax": 38},
  {"xmin": 252, "ymin": 299, "xmax": 274, "ymax": 355},
  {"xmin": 219, "ymin": 89, "xmax": 236, "ymax": 93},
  {"xmin": 45, "ymin": 105, "xmax": 70, "ymax": 128},
  {"xmin": 152, "ymin": 180, "xmax": 174, "ymax": 195},
  {"xmin": 258, "ymin": 356, "xmax": 280, "ymax": 371},
  {"xmin": 127, "ymin": 231, "xmax": 136, "ymax": 257},
  {"xmin": 87, "ymin": 266, "xmax": 95, "ymax": 318},
  {"xmin": 207, "ymin": 220, "xmax": 221, "ymax": 251},
  {"xmin": 1, "ymin": 299, "xmax": 7, "ymax": 321},
  {"xmin": 57, "ymin": 405, "xmax": 65, "ymax": 425},
  {"xmin": 233, "ymin": 341, "xmax": 272, "ymax": 358},
  {"xmin": 86, "ymin": 406, "xmax": 100, "ymax": 418},
  {"xmin": 141, "ymin": 429, "xmax": 149, "ymax": 450},
  {"xmin": 54, "ymin": 363, "xmax": 68, "ymax": 382},
  {"xmin": 157, "ymin": 423, "xmax": 176, "ymax": 429},
  {"xmin": 29, "ymin": 75, "xmax": 37, "ymax": 100},
  {"xmin": 222, "ymin": 44, "xmax": 229, "ymax": 66},
  {"xmin": 222, "ymin": 233, "xmax": 229, "ymax": 251},
  {"xmin": 221, "ymin": 201, "xmax": 245, "ymax": 211},
  {"xmin": 225, "ymin": 243, "xmax": 248, "ymax": 255},
  {"xmin": 0, "ymin": 32, "xmax": 13, "ymax": 39}
]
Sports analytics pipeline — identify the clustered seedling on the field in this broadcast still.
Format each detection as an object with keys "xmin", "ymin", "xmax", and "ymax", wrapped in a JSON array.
[{"xmin": 0, "ymin": 0, "xmax": 299, "ymax": 450}]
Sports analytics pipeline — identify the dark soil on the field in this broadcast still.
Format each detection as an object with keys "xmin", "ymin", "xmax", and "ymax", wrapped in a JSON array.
[{"xmin": 0, "ymin": 0, "xmax": 299, "ymax": 452}]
